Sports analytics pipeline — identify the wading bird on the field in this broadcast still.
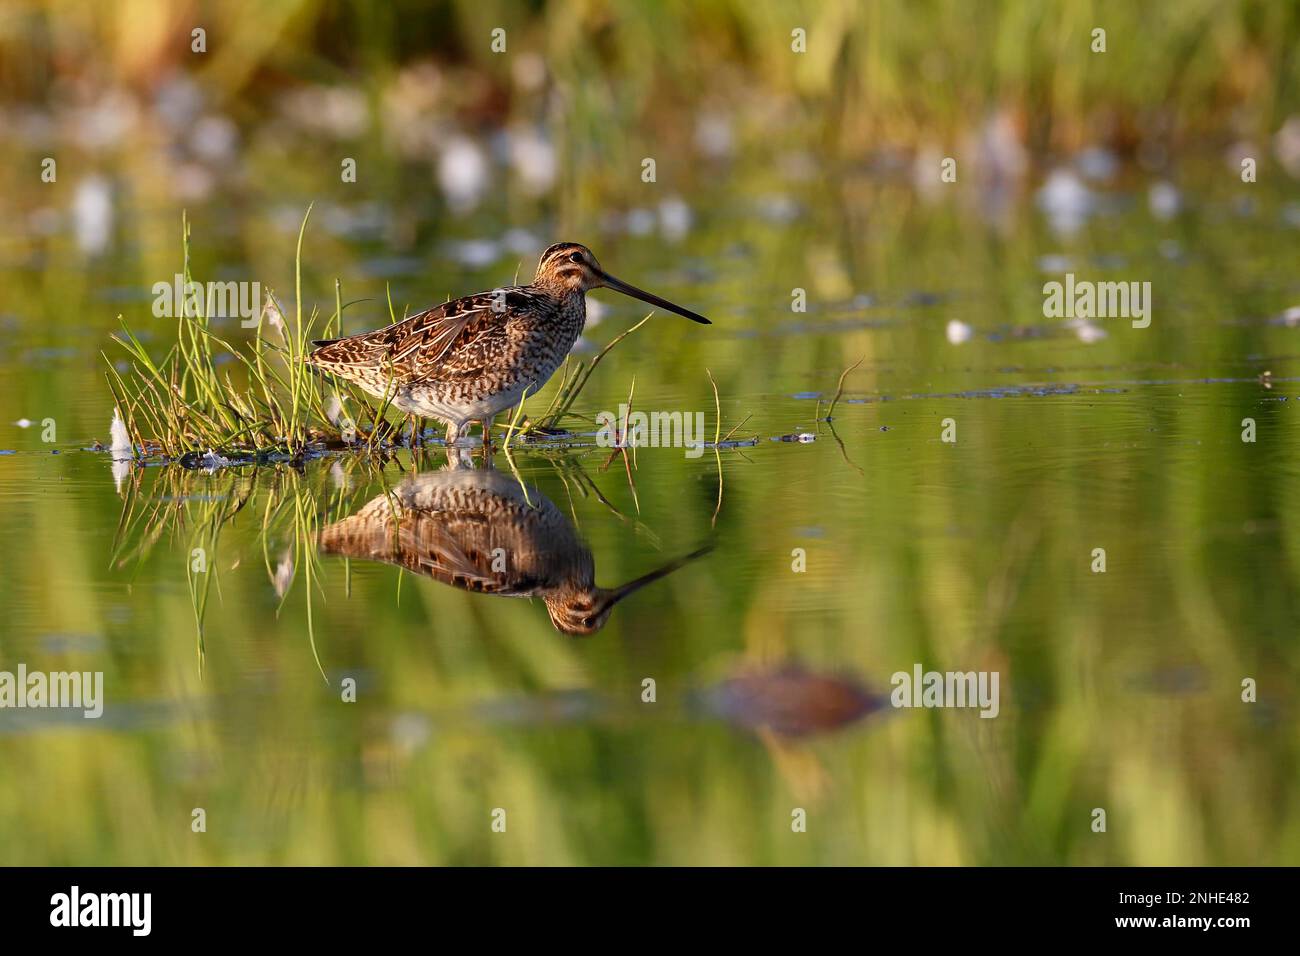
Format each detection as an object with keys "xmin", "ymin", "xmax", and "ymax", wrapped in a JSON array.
[
  {"xmin": 306, "ymin": 243, "xmax": 711, "ymax": 446},
  {"xmin": 318, "ymin": 464, "xmax": 710, "ymax": 634}
]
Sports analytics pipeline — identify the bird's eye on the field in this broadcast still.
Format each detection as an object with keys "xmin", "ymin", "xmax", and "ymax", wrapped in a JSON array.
[{"xmin": 568, "ymin": 251, "xmax": 584, "ymax": 263}]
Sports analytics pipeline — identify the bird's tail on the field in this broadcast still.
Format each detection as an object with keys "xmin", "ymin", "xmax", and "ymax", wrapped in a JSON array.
[{"xmin": 302, "ymin": 341, "xmax": 337, "ymax": 376}]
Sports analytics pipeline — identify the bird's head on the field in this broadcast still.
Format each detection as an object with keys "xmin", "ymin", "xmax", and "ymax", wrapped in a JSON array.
[
  {"xmin": 534, "ymin": 242, "xmax": 604, "ymax": 293},
  {"xmin": 533, "ymin": 242, "xmax": 711, "ymax": 324}
]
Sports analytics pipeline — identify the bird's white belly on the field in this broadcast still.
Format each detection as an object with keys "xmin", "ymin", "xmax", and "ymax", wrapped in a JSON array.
[{"xmin": 397, "ymin": 378, "xmax": 538, "ymax": 425}]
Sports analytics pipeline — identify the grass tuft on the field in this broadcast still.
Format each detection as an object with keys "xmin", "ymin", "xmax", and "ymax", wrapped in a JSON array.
[{"xmin": 107, "ymin": 208, "xmax": 360, "ymax": 459}]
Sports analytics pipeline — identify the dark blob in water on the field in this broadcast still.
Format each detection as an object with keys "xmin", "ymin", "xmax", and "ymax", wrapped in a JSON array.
[{"xmin": 695, "ymin": 666, "xmax": 884, "ymax": 737}]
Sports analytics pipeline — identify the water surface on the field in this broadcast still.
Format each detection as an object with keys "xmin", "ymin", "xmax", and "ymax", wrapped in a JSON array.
[{"xmin": 2, "ymin": 160, "xmax": 1298, "ymax": 865}]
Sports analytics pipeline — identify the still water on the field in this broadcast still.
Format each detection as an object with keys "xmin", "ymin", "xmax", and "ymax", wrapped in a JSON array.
[{"xmin": 1, "ymin": 159, "xmax": 1298, "ymax": 865}]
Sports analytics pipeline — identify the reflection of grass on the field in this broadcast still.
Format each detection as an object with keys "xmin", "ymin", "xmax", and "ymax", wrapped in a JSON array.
[
  {"xmin": 114, "ymin": 464, "xmax": 250, "ymax": 676},
  {"xmin": 262, "ymin": 469, "xmax": 331, "ymax": 682},
  {"xmin": 115, "ymin": 458, "xmax": 379, "ymax": 681}
]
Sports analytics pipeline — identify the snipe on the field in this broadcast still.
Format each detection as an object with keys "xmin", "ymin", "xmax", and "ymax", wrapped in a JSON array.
[
  {"xmin": 307, "ymin": 242, "xmax": 711, "ymax": 445},
  {"xmin": 318, "ymin": 463, "xmax": 710, "ymax": 634}
]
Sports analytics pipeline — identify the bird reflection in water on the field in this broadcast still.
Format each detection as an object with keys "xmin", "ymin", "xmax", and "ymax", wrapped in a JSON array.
[{"xmin": 319, "ymin": 461, "xmax": 710, "ymax": 634}]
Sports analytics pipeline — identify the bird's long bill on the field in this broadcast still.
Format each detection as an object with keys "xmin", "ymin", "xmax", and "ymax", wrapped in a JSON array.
[
  {"xmin": 605, "ymin": 543, "xmax": 715, "ymax": 607},
  {"xmin": 599, "ymin": 271, "xmax": 712, "ymax": 324}
]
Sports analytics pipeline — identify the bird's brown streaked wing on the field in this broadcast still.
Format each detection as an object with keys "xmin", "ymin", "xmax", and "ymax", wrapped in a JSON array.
[
  {"xmin": 309, "ymin": 294, "xmax": 494, "ymax": 369},
  {"xmin": 399, "ymin": 288, "xmax": 557, "ymax": 379},
  {"xmin": 310, "ymin": 287, "xmax": 550, "ymax": 378},
  {"xmin": 393, "ymin": 288, "xmax": 544, "ymax": 365},
  {"xmin": 386, "ymin": 299, "xmax": 483, "ymax": 365}
]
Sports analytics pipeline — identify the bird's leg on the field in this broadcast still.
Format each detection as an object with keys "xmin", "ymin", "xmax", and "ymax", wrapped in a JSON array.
[
  {"xmin": 405, "ymin": 413, "xmax": 417, "ymax": 447},
  {"xmin": 445, "ymin": 422, "xmax": 461, "ymax": 447},
  {"xmin": 482, "ymin": 415, "xmax": 495, "ymax": 451}
]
